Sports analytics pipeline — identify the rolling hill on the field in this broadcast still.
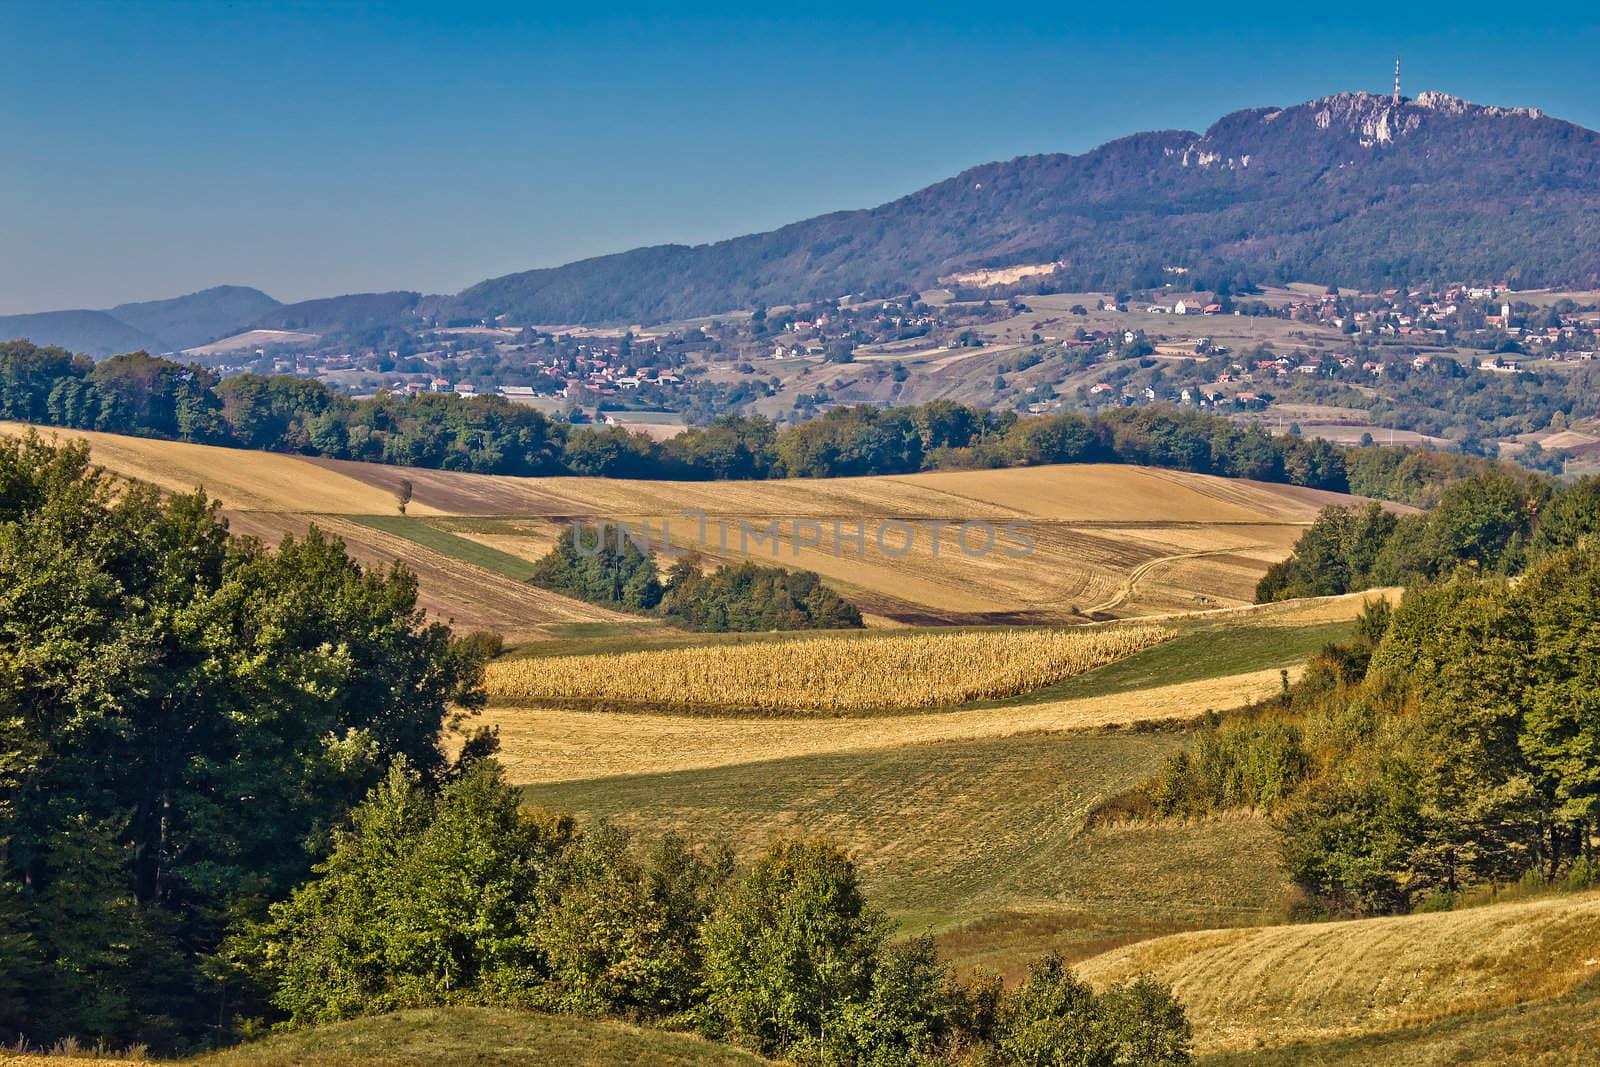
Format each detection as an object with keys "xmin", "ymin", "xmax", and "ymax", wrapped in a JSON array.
[
  {"xmin": 0, "ymin": 422, "xmax": 1394, "ymax": 637},
  {"xmin": 0, "ymin": 309, "xmax": 165, "ymax": 358},
  {"xmin": 0, "ymin": 286, "xmax": 281, "ymax": 356},
  {"xmin": 106, "ymin": 285, "xmax": 283, "ymax": 350},
  {"xmin": 1076, "ymin": 891, "xmax": 1600, "ymax": 1055}
]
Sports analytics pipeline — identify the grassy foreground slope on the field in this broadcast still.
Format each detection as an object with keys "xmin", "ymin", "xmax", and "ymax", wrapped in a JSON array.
[
  {"xmin": 1075, "ymin": 891, "xmax": 1600, "ymax": 1054},
  {"xmin": 522, "ymin": 728, "xmax": 1294, "ymax": 981},
  {"xmin": 0, "ymin": 1009, "xmax": 770, "ymax": 1067}
]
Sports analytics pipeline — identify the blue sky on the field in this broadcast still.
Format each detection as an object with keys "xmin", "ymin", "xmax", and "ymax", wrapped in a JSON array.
[{"xmin": 5, "ymin": 1, "xmax": 1599, "ymax": 312}]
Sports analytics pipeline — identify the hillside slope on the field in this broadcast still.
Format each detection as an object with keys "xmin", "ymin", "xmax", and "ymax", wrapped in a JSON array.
[
  {"xmin": 436, "ymin": 91, "xmax": 1600, "ymax": 324},
  {"xmin": 107, "ymin": 285, "xmax": 282, "ymax": 350},
  {"xmin": 9, "ymin": 91, "xmax": 1592, "ymax": 337},
  {"xmin": 1, "ymin": 422, "xmax": 1386, "ymax": 632},
  {"xmin": 1075, "ymin": 891, "xmax": 1600, "ymax": 1053},
  {"xmin": 0, "ymin": 1007, "xmax": 770, "ymax": 1067},
  {"xmin": 0, "ymin": 309, "xmax": 164, "ymax": 358}
]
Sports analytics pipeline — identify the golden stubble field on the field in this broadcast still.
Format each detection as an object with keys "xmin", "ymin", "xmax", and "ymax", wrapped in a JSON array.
[
  {"xmin": 1075, "ymin": 890, "xmax": 1600, "ymax": 1053},
  {"xmin": 317, "ymin": 456, "xmax": 1373, "ymax": 625},
  {"xmin": 1, "ymin": 422, "xmax": 1392, "ymax": 636},
  {"xmin": 484, "ymin": 661, "xmax": 1304, "ymax": 785}
]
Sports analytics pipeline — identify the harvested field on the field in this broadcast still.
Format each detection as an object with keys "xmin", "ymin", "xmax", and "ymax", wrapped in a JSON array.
[
  {"xmin": 221, "ymin": 513, "xmax": 630, "ymax": 641},
  {"xmin": 484, "ymin": 625, "xmax": 1171, "ymax": 713},
  {"xmin": 0, "ymin": 422, "xmax": 433, "ymax": 515},
  {"xmin": 314, "ymin": 458, "xmax": 1358, "ymax": 525},
  {"xmin": 482, "ymin": 663, "xmax": 1301, "ymax": 784},
  {"xmin": 6, "ymin": 422, "xmax": 1400, "ymax": 631},
  {"xmin": 484, "ymin": 595, "xmax": 1370, "ymax": 783},
  {"xmin": 1075, "ymin": 891, "xmax": 1600, "ymax": 1053},
  {"xmin": 523, "ymin": 734, "xmax": 1292, "ymax": 947}
]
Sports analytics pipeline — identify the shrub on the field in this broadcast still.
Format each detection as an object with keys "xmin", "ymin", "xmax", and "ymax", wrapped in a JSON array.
[{"xmin": 700, "ymin": 839, "xmax": 889, "ymax": 1057}]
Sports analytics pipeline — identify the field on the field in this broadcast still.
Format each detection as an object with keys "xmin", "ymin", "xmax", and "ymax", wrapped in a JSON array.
[
  {"xmin": 484, "ymin": 624, "xmax": 1171, "ymax": 713},
  {"xmin": 1, "ymin": 421, "xmax": 1391, "ymax": 639},
  {"xmin": 313, "ymin": 455, "xmax": 1372, "ymax": 627},
  {"xmin": 505, "ymin": 597, "xmax": 1374, "ymax": 984},
  {"xmin": 1203, "ymin": 975, "xmax": 1600, "ymax": 1065},
  {"xmin": 10, "ymin": 421, "xmax": 1576, "ymax": 1064},
  {"xmin": 1077, "ymin": 891, "xmax": 1600, "ymax": 1055},
  {"xmin": 481, "ymin": 594, "xmax": 1373, "ymax": 783}
]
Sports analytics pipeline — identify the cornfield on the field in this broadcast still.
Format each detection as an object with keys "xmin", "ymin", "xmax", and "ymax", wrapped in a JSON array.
[{"xmin": 485, "ymin": 626, "xmax": 1172, "ymax": 713}]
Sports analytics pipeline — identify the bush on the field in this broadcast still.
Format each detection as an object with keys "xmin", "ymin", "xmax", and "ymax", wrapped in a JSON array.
[
  {"xmin": 700, "ymin": 839, "xmax": 889, "ymax": 1057},
  {"xmin": 238, "ymin": 761, "xmax": 561, "ymax": 1023},
  {"xmin": 535, "ymin": 823, "xmax": 731, "ymax": 1020},
  {"xmin": 995, "ymin": 953, "xmax": 1191, "ymax": 1066}
]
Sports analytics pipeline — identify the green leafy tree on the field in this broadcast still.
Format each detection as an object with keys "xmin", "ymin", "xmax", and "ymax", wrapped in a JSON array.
[
  {"xmin": 0, "ymin": 433, "xmax": 490, "ymax": 1048},
  {"xmin": 535, "ymin": 823, "xmax": 731, "ymax": 1019},
  {"xmin": 700, "ymin": 838, "xmax": 889, "ymax": 1058},
  {"xmin": 239, "ymin": 761, "xmax": 559, "ymax": 1024},
  {"xmin": 994, "ymin": 952, "xmax": 1191, "ymax": 1066}
]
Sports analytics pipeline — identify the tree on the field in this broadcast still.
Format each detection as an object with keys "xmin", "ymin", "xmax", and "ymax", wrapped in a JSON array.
[
  {"xmin": 700, "ymin": 839, "xmax": 889, "ymax": 1058},
  {"xmin": 1517, "ymin": 543, "xmax": 1600, "ymax": 867},
  {"xmin": 994, "ymin": 952, "xmax": 1191, "ymax": 1066},
  {"xmin": 535, "ymin": 823, "xmax": 730, "ymax": 1019},
  {"xmin": 239, "ymin": 761, "xmax": 559, "ymax": 1024},
  {"xmin": 396, "ymin": 477, "xmax": 414, "ymax": 515},
  {"xmin": 0, "ymin": 433, "xmax": 490, "ymax": 1048}
]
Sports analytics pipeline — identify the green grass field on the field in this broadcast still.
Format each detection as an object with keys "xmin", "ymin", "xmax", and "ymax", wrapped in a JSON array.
[
  {"xmin": 963, "ymin": 617, "xmax": 1354, "ymax": 710},
  {"xmin": 341, "ymin": 514, "xmax": 541, "ymax": 581}
]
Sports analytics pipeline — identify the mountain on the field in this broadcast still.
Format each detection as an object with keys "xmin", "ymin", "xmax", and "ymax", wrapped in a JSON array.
[
  {"xmin": 7, "ymin": 90, "xmax": 1598, "ymax": 343},
  {"xmin": 437, "ymin": 90, "xmax": 1600, "ymax": 325},
  {"xmin": 0, "ymin": 286, "xmax": 280, "ymax": 356},
  {"xmin": 109, "ymin": 285, "xmax": 282, "ymax": 351},
  {"xmin": 0, "ymin": 309, "xmax": 166, "ymax": 358}
]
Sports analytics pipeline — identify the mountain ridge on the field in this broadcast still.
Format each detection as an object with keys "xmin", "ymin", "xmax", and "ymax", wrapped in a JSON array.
[
  {"xmin": 7, "ymin": 89, "xmax": 1598, "ymax": 350},
  {"xmin": 0, "ymin": 285, "xmax": 281, "ymax": 357},
  {"xmin": 431, "ymin": 89, "xmax": 1600, "ymax": 324}
]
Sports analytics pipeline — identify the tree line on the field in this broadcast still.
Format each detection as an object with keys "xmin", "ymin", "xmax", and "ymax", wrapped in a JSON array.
[
  {"xmin": 2, "ymin": 339, "xmax": 1504, "ymax": 505},
  {"xmin": 1255, "ymin": 468, "xmax": 1600, "ymax": 602},
  {"xmin": 0, "ymin": 434, "xmax": 1187, "ymax": 1064},
  {"xmin": 529, "ymin": 526, "xmax": 863, "ymax": 631},
  {"xmin": 1116, "ymin": 538, "xmax": 1600, "ymax": 916}
]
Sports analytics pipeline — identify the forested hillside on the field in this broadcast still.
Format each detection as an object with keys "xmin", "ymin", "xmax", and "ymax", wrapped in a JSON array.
[
  {"xmin": 1121, "ymin": 536, "xmax": 1600, "ymax": 916},
  {"xmin": 7, "ymin": 92, "xmax": 1598, "ymax": 338},
  {"xmin": 434, "ymin": 92, "xmax": 1600, "ymax": 324},
  {"xmin": 0, "ymin": 287, "xmax": 281, "ymax": 356}
]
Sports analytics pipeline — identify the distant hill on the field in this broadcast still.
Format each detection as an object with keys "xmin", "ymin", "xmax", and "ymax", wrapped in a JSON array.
[
  {"xmin": 0, "ymin": 309, "xmax": 165, "ymax": 358},
  {"xmin": 0, "ymin": 285, "xmax": 279, "ymax": 356},
  {"xmin": 434, "ymin": 90, "xmax": 1600, "ymax": 324},
  {"xmin": 109, "ymin": 285, "xmax": 282, "ymax": 351}
]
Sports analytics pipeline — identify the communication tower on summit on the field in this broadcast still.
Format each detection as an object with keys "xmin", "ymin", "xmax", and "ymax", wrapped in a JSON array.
[{"xmin": 1393, "ymin": 54, "xmax": 1402, "ymax": 105}]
